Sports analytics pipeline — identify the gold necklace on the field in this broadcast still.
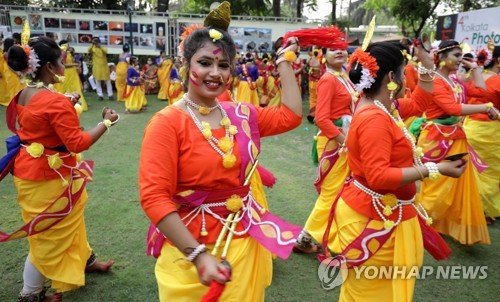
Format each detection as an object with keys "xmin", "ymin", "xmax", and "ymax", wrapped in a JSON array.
[{"xmin": 184, "ymin": 97, "xmax": 238, "ymax": 169}]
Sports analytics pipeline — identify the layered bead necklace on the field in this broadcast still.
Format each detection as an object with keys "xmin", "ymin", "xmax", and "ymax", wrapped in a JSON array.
[
  {"xmin": 184, "ymin": 95, "xmax": 238, "ymax": 169},
  {"xmin": 435, "ymin": 72, "xmax": 464, "ymax": 104},
  {"xmin": 362, "ymin": 100, "xmax": 433, "ymax": 229},
  {"xmin": 373, "ymin": 100, "xmax": 424, "ymax": 166},
  {"xmin": 328, "ymin": 67, "xmax": 359, "ymax": 110}
]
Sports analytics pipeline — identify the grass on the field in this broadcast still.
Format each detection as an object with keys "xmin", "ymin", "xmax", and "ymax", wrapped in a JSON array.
[{"xmin": 0, "ymin": 93, "xmax": 499, "ymax": 301}]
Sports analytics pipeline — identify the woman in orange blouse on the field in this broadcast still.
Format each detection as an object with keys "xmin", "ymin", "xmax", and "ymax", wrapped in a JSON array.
[
  {"xmin": 2, "ymin": 36, "xmax": 118, "ymax": 301},
  {"xmin": 139, "ymin": 8, "xmax": 302, "ymax": 301},
  {"xmin": 463, "ymin": 45, "xmax": 500, "ymax": 222},
  {"xmin": 295, "ymin": 47, "xmax": 354, "ymax": 253},
  {"xmin": 323, "ymin": 42, "xmax": 468, "ymax": 301},
  {"xmin": 415, "ymin": 40, "xmax": 497, "ymax": 245}
]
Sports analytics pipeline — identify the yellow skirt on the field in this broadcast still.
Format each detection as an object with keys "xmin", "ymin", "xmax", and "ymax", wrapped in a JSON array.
[
  {"xmin": 267, "ymin": 89, "xmax": 281, "ymax": 107},
  {"xmin": 309, "ymin": 80, "xmax": 318, "ymax": 110},
  {"xmin": 305, "ymin": 137, "xmax": 350, "ymax": 249},
  {"xmin": 2, "ymin": 66, "xmax": 25, "ymax": 106},
  {"xmin": 404, "ymin": 116, "xmax": 418, "ymax": 130},
  {"xmin": 14, "ymin": 176, "xmax": 92, "ymax": 293},
  {"xmin": 157, "ymin": 81, "xmax": 169, "ymax": 101},
  {"xmin": 125, "ymin": 85, "xmax": 147, "ymax": 112},
  {"xmin": 156, "ymin": 237, "xmax": 272, "ymax": 302},
  {"xmin": 332, "ymin": 198, "xmax": 423, "ymax": 302},
  {"xmin": 236, "ymin": 81, "xmax": 259, "ymax": 107},
  {"xmin": 416, "ymin": 129, "xmax": 490, "ymax": 245},
  {"xmin": 168, "ymin": 82, "xmax": 184, "ymax": 105},
  {"xmin": 116, "ymin": 62, "xmax": 128, "ymax": 102},
  {"xmin": 463, "ymin": 118, "xmax": 500, "ymax": 218},
  {"xmin": 62, "ymin": 67, "xmax": 87, "ymax": 111}
]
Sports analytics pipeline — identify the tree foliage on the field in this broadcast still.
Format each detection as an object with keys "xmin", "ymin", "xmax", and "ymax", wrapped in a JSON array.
[
  {"xmin": 176, "ymin": 0, "xmax": 269, "ymax": 16},
  {"xmin": 365, "ymin": 0, "xmax": 498, "ymax": 37}
]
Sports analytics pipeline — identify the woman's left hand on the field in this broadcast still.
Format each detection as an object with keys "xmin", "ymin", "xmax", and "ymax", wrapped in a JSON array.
[
  {"xmin": 487, "ymin": 106, "xmax": 500, "ymax": 120},
  {"xmin": 65, "ymin": 93, "xmax": 81, "ymax": 105}
]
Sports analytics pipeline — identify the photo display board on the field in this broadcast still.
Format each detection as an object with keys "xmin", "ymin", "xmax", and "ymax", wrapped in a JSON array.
[{"xmin": 9, "ymin": 11, "xmax": 166, "ymax": 55}]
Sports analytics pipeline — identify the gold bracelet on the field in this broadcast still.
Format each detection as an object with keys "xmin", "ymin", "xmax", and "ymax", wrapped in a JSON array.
[{"xmin": 413, "ymin": 165, "xmax": 425, "ymax": 180}]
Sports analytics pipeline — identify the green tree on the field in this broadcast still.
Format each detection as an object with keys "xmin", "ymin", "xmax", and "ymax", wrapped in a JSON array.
[
  {"xmin": 365, "ymin": 0, "xmax": 441, "ymax": 37},
  {"xmin": 365, "ymin": 0, "xmax": 498, "ymax": 38}
]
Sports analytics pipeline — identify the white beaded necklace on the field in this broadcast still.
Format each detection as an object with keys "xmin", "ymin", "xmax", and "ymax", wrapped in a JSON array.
[
  {"xmin": 373, "ymin": 100, "xmax": 424, "ymax": 166},
  {"xmin": 26, "ymin": 81, "xmax": 56, "ymax": 92},
  {"xmin": 435, "ymin": 72, "xmax": 463, "ymax": 104},
  {"xmin": 351, "ymin": 100, "xmax": 432, "ymax": 229}
]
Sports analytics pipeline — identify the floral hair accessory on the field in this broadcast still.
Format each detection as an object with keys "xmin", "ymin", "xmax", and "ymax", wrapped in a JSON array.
[
  {"xmin": 19, "ymin": 45, "xmax": 40, "ymax": 78},
  {"xmin": 209, "ymin": 29, "xmax": 223, "ymax": 42},
  {"xmin": 348, "ymin": 48, "xmax": 379, "ymax": 92},
  {"xmin": 177, "ymin": 23, "xmax": 204, "ymax": 56},
  {"xmin": 476, "ymin": 47, "xmax": 492, "ymax": 67}
]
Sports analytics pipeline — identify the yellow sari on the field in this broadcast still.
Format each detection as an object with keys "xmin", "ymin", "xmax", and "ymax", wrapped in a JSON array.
[
  {"xmin": 61, "ymin": 53, "xmax": 87, "ymax": 111},
  {"xmin": 157, "ymin": 59, "xmax": 173, "ymax": 101},
  {"xmin": 14, "ymin": 176, "xmax": 92, "ymax": 292},
  {"xmin": 1, "ymin": 55, "xmax": 25, "ymax": 106}
]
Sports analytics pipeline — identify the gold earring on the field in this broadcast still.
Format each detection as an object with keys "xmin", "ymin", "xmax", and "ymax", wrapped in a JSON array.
[
  {"xmin": 439, "ymin": 61, "xmax": 446, "ymax": 68},
  {"xmin": 387, "ymin": 81, "xmax": 398, "ymax": 91}
]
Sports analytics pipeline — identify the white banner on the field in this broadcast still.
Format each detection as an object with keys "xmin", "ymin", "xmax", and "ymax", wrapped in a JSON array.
[{"xmin": 454, "ymin": 7, "xmax": 500, "ymax": 51}]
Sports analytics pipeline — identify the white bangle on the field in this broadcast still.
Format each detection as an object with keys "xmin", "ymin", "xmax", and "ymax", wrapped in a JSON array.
[
  {"xmin": 186, "ymin": 244, "xmax": 207, "ymax": 262},
  {"xmin": 424, "ymin": 162, "xmax": 441, "ymax": 180}
]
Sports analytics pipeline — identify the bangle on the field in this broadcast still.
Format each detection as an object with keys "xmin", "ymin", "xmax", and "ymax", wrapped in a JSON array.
[
  {"xmin": 424, "ymin": 162, "xmax": 441, "ymax": 180},
  {"xmin": 185, "ymin": 244, "xmax": 207, "ymax": 262},
  {"xmin": 418, "ymin": 74, "xmax": 434, "ymax": 82},
  {"xmin": 485, "ymin": 102, "xmax": 493, "ymax": 109},
  {"xmin": 413, "ymin": 165, "xmax": 425, "ymax": 180}
]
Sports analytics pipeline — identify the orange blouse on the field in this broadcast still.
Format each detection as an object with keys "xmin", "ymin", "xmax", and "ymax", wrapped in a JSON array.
[
  {"xmin": 342, "ymin": 87, "xmax": 431, "ymax": 221},
  {"xmin": 139, "ymin": 104, "xmax": 301, "ymax": 243},
  {"xmin": 14, "ymin": 90, "xmax": 92, "ymax": 180},
  {"xmin": 404, "ymin": 63, "xmax": 418, "ymax": 93},
  {"xmin": 469, "ymin": 75, "xmax": 500, "ymax": 121},
  {"xmin": 425, "ymin": 76, "xmax": 485, "ymax": 120},
  {"xmin": 315, "ymin": 72, "xmax": 353, "ymax": 139}
]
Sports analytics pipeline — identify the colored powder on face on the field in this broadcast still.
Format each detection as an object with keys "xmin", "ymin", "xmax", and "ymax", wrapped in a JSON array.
[
  {"xmin": 189, "ymin": 75, "xmax": 200, "ymax": 87},
  {"xmin": 213, "ymin": 47, "xmax": 222, "ymax": 55}
]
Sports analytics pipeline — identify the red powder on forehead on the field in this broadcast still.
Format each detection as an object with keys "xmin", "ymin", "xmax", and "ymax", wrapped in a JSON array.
[{"xmin": 213, "ymin": 47, "xmax": 222, "ymax": 55}]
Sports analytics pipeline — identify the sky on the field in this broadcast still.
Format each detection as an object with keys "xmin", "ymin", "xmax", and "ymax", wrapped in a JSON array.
[{"xmin": 304, "ymin": 0, "xmax": 333, "ymax": 21}]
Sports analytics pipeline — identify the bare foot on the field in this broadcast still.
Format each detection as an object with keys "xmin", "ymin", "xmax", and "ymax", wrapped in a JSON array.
[
  {"xmin": 85, "ymin": 259, "xmax": 115, "ymax": 273},
  {"xmin": 42, "ymin": 293, "xmax": 62, "ymax": 302},
  {"xmin": 293, "ymin": 242, "xmax": 321, "ymax": 254}
]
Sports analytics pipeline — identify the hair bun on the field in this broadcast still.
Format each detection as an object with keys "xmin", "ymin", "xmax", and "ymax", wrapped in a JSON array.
[
  {"xmin": 7, "ymin": 45, "xmax": 29, "ymax": 72},
  {"xmin": 204, "ymin": 1, "xmax": 231, "ymax": 32}
]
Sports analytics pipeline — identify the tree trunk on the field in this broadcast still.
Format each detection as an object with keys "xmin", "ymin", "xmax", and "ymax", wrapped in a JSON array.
[
  {"xmin": 331, "ymin": 0, "xmax": 337, "ymax": 23},
  {"xmin": 157, "ymin": 0, "xmax": 169, "ymax": 12},
  {"xmin": 297, "ymin": 0, "xmax": 303, "ymax": 19},
  {"xmin": 273, "ymin": 0, "xmax": 280, "ymax": 17}
]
